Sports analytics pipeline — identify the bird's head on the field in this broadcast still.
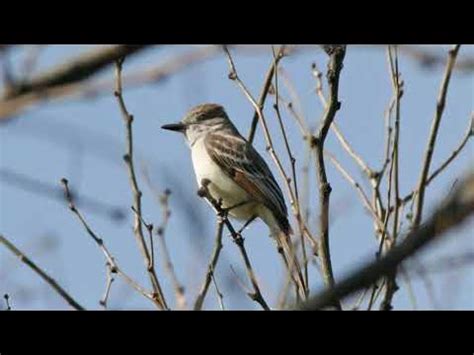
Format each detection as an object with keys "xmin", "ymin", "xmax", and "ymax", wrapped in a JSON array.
[{"xmin": 162, "ymin": 103, "xmax": 235, "ymax": 144}]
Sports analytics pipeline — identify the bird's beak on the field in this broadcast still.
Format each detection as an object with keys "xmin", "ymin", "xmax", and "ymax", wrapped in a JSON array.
[{"xmin": 161, "ymin": 122, "xmax": 186, "ymax": 133}]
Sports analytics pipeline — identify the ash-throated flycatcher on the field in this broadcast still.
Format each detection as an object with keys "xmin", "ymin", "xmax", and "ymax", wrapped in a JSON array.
[
  {"xmin": 162, "ymin": 103, "xmax": 291, "ymax": 237},
  {"xmin": 162, "ymin": 103, "xmax": 306, "ymax": 296}
]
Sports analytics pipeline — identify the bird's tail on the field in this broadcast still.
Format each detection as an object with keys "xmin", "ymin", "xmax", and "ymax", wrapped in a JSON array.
[{"xmin": 276, "ymin": 230, "xmax": 308, "ymax": 300}]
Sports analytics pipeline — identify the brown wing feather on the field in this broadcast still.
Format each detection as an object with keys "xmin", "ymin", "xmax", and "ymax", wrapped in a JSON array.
[{"xmin": 205, "ymin": 132, "xmax": 291, "ymax": 234}]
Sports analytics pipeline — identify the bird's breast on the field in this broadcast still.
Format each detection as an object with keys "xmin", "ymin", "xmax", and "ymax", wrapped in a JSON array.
[{"xmin": 190, "ymin": 138, "xmax": 255, "ymax": 220}]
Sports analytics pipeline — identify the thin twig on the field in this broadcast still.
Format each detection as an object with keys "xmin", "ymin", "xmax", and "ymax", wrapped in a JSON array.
[
  {"xmin": 194, "ymin": 216, "xmax": 225, "ymax": 310},
  {"xmin": 332, "ymin": 123, "xmax": 373, "ymax": 177},
  {"xmin": 399, "ymin": 266, "xmax": 417, "ymax": 310},
  {"xmin": 223, "ymin": 46, "xmax": 309, "ymax": 299},
  {"xmin": 61, "ymin": 178, "xmax": 160, "ymax": 307},
  {"xmin": 427, "ymin": 114, "xmax": 473, "ymax": 183},
  {"xmin": 229, "ymin": 264, "xmax": 256, "ymax": 299},
  {"xmin": 271, "ymin": 46, "xmax": 310, "ymax": 295},
  {"xmin": 114, "ymin": 58, "xmax": 168, "ymax": 310},
  {"xmin": 99, "ymin": 262, "xmax": 115, "ymax": 309},
  {"xmin": 314, "ymin": 52, "xmax": 391, "ymax": 258},
  {"xmin": 399, "ymin": 114, "xmax": 472, "ymax": 207},
  {"xmin": 0, "ymin": 234, "xmax": 85, "ymax": 310},
  {"xmin": 299, "ymin": 171, "xmax": 474, "ymax": 310},
  {"xmin": 141, "ymin": 168, "xmax": 187, "ymax": 309},
  {"xmin": 280, "ymin": 67, "xmax": 310, "ymax": 133},
  {"xmin": 311, "ymin": 61, "xmax": 328, "ymax": 108},
  {"xmin": 367, "ymin": 136, "xmax": 398, "ymax": 309},
  {"xmin": 282, "ymin": 98, "xmax": 311, "ymax": 137},
  {"xmin": 210, "ymin": 266, "xmax": 226, "ymax": 310},
  {"xmin": 325, "ymin": 151, "xmax": 380, "ymax": 222},
  {"xmin": 380, "ymin": 45, "xmax": 403, "ymax": 310},
  {"xmin": 412, "ymin": 45, "xmax": 461, "ymax": 229},
  {"xmin": 313, "ymin": 64, "xmax": 387, "ymax": 235},
  {"xmin": 131, "ymin": 206, "xmax": 156, "ymax": 271},
  {"xmin": 247, "ymin": 45, "xmax": 285, "ymax": 143},
  {"xmin": 0, "ymin": 168, "xmax": 126, "ymax": 222},
  {"xmin": 155, "ymin": 191, "xmax": 187, "ymax": 309},
  {"xmin": 276, "ymin": 270, "xmax": 293, "ymax": 309}
]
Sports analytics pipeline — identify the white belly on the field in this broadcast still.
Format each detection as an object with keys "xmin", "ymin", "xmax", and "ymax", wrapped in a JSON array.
[{"xmin": 190, "ymin": 138, "xmax": 257, "ymax": 220}]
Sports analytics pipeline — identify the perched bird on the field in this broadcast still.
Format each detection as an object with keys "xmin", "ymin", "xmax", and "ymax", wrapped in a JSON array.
[{"xmin": 162, "ymin": 103, "xmax": 306, "ymax": 295}]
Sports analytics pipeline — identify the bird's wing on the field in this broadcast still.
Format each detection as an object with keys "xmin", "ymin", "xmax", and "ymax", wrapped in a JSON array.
[{"xmin": 205, "ymin": 132, "xmax": 288, "ymax": 222}]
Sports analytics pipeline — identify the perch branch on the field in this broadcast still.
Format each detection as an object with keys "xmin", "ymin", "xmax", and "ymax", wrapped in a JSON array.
[{"xmin": 198, "ymin": 179, "xmax": 270, "ymax": 310}]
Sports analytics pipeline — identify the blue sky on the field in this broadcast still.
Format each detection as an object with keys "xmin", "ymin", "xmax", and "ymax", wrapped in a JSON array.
[{"xmin": 0, "ymin": 45, "xmax": 472, "ymax": 310}]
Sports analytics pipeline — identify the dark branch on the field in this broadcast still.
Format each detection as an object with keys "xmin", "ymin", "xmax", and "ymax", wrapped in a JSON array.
[{"xmin": 299, "ymin": 172, "xmax": 474, "ymax": 310}]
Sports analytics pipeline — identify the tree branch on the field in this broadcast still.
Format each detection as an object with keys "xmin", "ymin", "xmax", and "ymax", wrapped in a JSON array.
[
  {"xmin": 61, "ymin": 178, "xmax": 161, "ymax": 308},
  {"xmin": 3, "ymin": 45, "xmax": 150, "ymax": 99},
  {"xmin": 247, "ymin": 46, "xmax": 285, "ymax": 143},
  {"xmin": 0, "ymin": 167, "xmax": 126, "ymax": 222},
  {"xmin": 197, "ymin": 179, "xmax": 270, "ymax": 310},
  {"xmin": 380, "ymin": 45, "xmax": 403, "ymax": 310},
  {"xmin": 0, "ymin": 234, "xmax": 85, "ymax": 310},
  {"xmin": 223, "ymin": 46, "xmax": 310, "ymax": 299},
  {"xmin": 114, "ymin": 58, "xmax": 168, "ymax": 310},
  {"xmin": 412, "ymin": 45, "xmax": 461, "ymax": 228},
  {"xmin": 194, "ymin": 216, "xmax": 224, "ymax": 310},
  {"xmin": 299, "ymin": 172, "xmax": 474, "ymax": 310},
  {"xmin": 312, "ymin": 45, "xmax": 346, "ymax": 309}
]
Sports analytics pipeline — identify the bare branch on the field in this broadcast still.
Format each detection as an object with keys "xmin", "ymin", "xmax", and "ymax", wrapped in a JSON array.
[
  {"xmin": 0, "ymin": 234, "xmax": 85, "ymax": 310},
  {"xmin": 248, "ymin": 45, "xmax": 292, "ymax": 143},
  {"xmin": 325, "ymin": 150, "xmax": 382, "ymax": 227},
  {"xmin": 155, "ymin": 192, "xmax": 187, "ymax": 309},
  {"xmin": 398, "ymin": 45, "xmax": 474, "ymax": 72},
  {"xmin": 426, "ymin": 114, "xmax": 473, "ymax": 184},
  {"xmin": 194, "ymin": 216, "xmax": 224, "ymax": 310},
  {"xmin": 247, "ymin": 45, "xmax": 285, "ymax": 143},
  {"xmin": 114, "ymin": 58, "xmax": 168, "ymax": 310},
  {"xmin": 0, "ymin": 167, "xmax": 126, "ymax": 222},
  {"xmin": 211, "ymin": 266, "xmax": 226, "ymax": 310},
  {"xmin": 299, "ymin": 172, "xmax": 474, "ymax": 310},
  {"xmin": 412, "ymin": 45, "xmax": 461, "ymax": 228},
  {"xmin": 4, "ymin": 45, "xmax": 150, "ymax": 99},
  {"xmin": 0, "ymin": 45, "xmax": 218, "ymax": 120},
  {"xmin": 99, "ymin": 262, "xmax": 115, "ymax": 309},
  {"xmin": 197, "ymin": 179, "xmax": 270, "ymax": 310},
  {"xmin": 400, "ymin": 114, "xmax": 473, "ymax": 207},
  {"xmin": 271, "ymin": 45, "xmax": 310, "ymax": 295},
  {"xmin": 312, "ymin": 45, "xmax": 346, "ymax": 310},
  {"xmin": 61, "ymin": 178, "xmax": 160, "ymax": 307},
  {"xmin": 380, "ymin": 45, "xmax": 403, "ymax": 310},
  {"xmin": 223, "ymin": 45, "xmax": 309, "ymax": 299},
  {"xmin": 141, "ymin": 169, "xmax": 187, "ymax": 309}
]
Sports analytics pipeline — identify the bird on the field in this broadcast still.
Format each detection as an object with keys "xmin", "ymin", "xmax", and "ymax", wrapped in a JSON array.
[{"xmin": 162, "ymin": 103, "xmax": 306, "ymax": 296}]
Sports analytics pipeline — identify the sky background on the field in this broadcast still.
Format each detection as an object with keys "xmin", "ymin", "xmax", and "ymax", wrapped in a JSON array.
[{"xmin": 0, "ymin": 45, "xmax": 473, "ymax": 310}]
